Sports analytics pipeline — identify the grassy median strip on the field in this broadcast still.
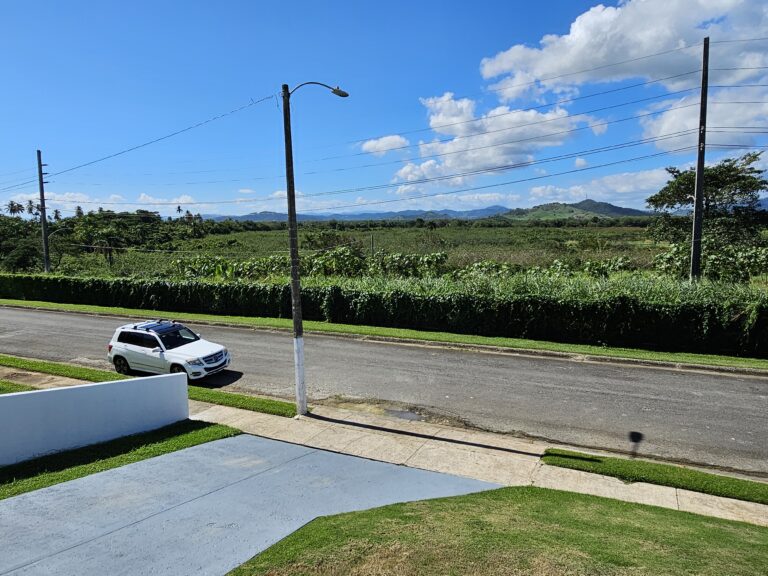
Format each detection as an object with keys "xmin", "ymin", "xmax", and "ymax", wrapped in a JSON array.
[
  {"xmin": 188, "ymin": 387, "xmax": 296, "ymax": 417},
  {"xmin": 0, "ymin": 380, "xmax": 36, "ymax": 394},
  {"xmin": 0, "ymin": 353, "xmax": 124, "ymax": 382},
  {"xmin": 0, "ymin": 420, "xmax": 239, "ymax": 501},
  {"xmin": 543, "ymin": 448, "xmax": 768, "ymax": 506},
  {"xmin": 0, "ymin": 354, "xmax": 296, "ymax": 417},
  {"xmin": 4, "ymin": 298, "xmax": 768, "ymax": 372},
  {"xmin": 230, "ymin": 486, "xmax": 768, "ymax": 576}
]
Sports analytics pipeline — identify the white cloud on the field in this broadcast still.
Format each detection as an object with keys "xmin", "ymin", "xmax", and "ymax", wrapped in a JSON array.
[
  {"xmin": 480, "ymin": 0, "xmax": 767, "ymax": 100},
  {"xmin": 528, "ymin": 167, "xmax": 670, "ymax": 206},
  {"xmin": 574, "ymin": 157, "xmax": 588, "ymax": 168},
  {"xmin": 640, "ymin": 85, "xmax": 768, "ymax": 150},
  {"xmin": 137, "ymin": 193, "xmax": 197, "ymax": 206},
  {"xmin": 476, "ymin": 0, "xmax": 768, "ymax": 150},
  {"xmin": 361, "ymin": 135, "xmax": 410, "ymax": 156},
  {"xmin": 392, "ymin": 92, "xmax": 586, "ymax": 190}
]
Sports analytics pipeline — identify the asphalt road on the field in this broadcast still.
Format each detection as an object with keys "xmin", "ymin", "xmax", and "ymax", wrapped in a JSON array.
[{"xmin": 2, "ymin": 307, "xmax": 767, "ymax": 474}]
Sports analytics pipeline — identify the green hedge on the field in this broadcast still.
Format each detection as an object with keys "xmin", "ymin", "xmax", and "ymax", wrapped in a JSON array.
[{"xmin": 1, "ymin": 273, "xmax": 766, "ymax": 357}]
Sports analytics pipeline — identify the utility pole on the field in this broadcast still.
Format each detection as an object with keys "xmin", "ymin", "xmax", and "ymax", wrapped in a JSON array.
[
  {"xmin": 281, "ymin": 83, "xmax": 307, "ymax": 416},
  {"xmin": 690, "ymin": 37, "xmax": 709, "ymax": 280},
  {"xmin": 281, "ymin": 81, "xmax": 348, "ymax": 416},
  {"xmin": 36, "ymin": 149, "xmax": 51, "ymax": 273}
]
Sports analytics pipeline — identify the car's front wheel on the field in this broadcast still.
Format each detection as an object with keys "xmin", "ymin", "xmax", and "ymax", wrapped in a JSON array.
[
  {"xmin": 113, "ymin": 356, "xmax": 130, "ymax": 375},
  {"xmin": 170, "ymin": 364, "xmax": 190, "ymax": 381}
]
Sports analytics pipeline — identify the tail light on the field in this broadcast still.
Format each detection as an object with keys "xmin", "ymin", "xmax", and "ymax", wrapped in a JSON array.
[{"xmin": 107, "ymin": 344, "xmax": 113, "ymax": 352}]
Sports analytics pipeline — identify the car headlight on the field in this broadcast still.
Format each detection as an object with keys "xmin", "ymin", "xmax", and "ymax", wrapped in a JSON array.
[{"xmin": 188, "ymin": 358, "xmax": 204, "ymax": 366}]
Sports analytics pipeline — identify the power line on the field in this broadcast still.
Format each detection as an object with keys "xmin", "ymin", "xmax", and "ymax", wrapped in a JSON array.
[
  {"xmin": 43, "ymin": 103, "xmax": 703, "ymax": 189},
  {"xmin": 317, "ymin": 88, "xmax": 701, "ymax": 160},
  {"xmin": 299, "ymin": 147, "xmax": 697, "ymax": 214},
  {"xmin": 710, "ymin": 66, "xmax": 768, "ymax": 71},
  {"xmin": 40, "ymin": 129, "xmax": 697, "ymax": 207},
  {"xmin": 50, "ymin": 95, "xmax": 276, "ymax": 178},
  {"xmin": 305, "ymin": 104, "xmax": 700, "ymax": 176},
  {"xmin": 46, "ymin": 147, "xmax": 694, "ymax": 213},
  {"xmin": 297, "ymin": 130, "xmax": 697, "ymax": 200},
  {"xmin": 710, "ymin": 37, "xmax": 768, "ymax": 44},
  {"xmin": 0, "ymin": 95, "xmax": 275, "ymax": 194},
  {"xmin": 346, "ymin": 70, "xmax": 701, "ymax": 145},
  {"xmin": 483, "ymin": 44, "xmax": 698, "ymax": 95},
  {"xmin": 21, "ymin": 103, "xmax": 704, "ymax": 194}
]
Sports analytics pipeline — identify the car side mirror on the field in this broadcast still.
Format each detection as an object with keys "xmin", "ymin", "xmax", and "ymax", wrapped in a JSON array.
[{"xmin": 152, "ymin": 347, "xmax": 162, "ymax": 353}]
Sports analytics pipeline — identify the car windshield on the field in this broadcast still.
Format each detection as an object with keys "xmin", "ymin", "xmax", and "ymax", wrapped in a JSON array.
[{"xmin": 157, "ymin": 327, "xmax": 199, "ymax": 350}]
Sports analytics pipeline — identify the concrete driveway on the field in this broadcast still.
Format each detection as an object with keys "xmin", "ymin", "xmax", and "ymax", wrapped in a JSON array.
[{"xmin": 0, "ymin": 434, "xmax": 497, "ymax": 576}]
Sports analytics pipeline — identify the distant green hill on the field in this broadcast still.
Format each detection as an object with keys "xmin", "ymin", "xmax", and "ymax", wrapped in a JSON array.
[{"xmin": 503, "ymin": 200, "xmax": 650, "ymax": 220}]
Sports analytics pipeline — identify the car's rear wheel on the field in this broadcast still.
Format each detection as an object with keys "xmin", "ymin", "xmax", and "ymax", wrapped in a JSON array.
[{"xmin": 113, "ymin": 356, "xmax": 130, "ymax": 375}]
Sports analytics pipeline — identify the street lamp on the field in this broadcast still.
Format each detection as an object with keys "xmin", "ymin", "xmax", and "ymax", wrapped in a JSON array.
[{"xmin": 281, "ymin": 81, "xmax": 349, "ymax": 416}]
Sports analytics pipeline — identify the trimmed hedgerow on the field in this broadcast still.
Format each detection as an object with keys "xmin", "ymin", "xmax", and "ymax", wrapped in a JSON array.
[{"xmin": 1, "ymin": 273, "xmax": 766, "ymax": 357}]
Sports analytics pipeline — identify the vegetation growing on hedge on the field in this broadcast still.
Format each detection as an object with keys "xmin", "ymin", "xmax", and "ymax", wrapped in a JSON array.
[{"xmin": 2, "ymin": 272, "xmax": 766, "ymax": 357}]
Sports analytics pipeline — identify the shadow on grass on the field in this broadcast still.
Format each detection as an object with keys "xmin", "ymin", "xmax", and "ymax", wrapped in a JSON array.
[
  {"xmin": 0, "ymin": 420, "xmax": 216, "ymax": 485},
  {"xmin": 548, "ymin": 452, "xmax": 604, "ymax": 464}
]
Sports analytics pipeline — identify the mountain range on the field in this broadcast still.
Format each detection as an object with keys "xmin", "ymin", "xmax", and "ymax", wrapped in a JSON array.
[{"xmin": 203, "ymin": 200, "xmax": 652, "ymax": 223}]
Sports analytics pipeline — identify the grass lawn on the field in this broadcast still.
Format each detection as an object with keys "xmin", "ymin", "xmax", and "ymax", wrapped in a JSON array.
[
  {"xmin": 543, "ymin": 449, "xmax": 768, "ymax": 506},
  {"xmin": 0, "ymin": 420, "xmax": 239, "ymax": 501},
  {"xmin": 230, "ymin": 486, "xmax": 768, "ymax": 576},
  {"xmin": 0, "ymin": 380, "xmax": 36, "ymax": 394},
  {"xmin": 3, "ymin": 298, "xmax": 768, "ymax": 372},
  {"xmin": 0, "ymin": 353, "xmax": 296, "ymax": 417}
]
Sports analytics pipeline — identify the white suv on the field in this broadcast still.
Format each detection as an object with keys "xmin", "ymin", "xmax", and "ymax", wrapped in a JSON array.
[{"xmin": 107, "ymin": 320, "xmax": 231, "ymax": 380}]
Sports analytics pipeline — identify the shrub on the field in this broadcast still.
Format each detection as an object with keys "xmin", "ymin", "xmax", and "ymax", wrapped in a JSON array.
[{"xmin": 1, "ymin": 272, "xmax": 766, "ymax": 357}]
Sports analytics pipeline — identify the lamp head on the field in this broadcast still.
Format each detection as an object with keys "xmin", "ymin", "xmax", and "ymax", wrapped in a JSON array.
[{"xmin": 331, "ymin": 86, "xmax": 349, "ymax": 98}]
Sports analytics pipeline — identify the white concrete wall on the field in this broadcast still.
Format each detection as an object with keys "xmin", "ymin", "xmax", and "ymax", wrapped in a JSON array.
[{"xmin": 0, "ymin": 374, "xmax": 188, "ymax": 466}]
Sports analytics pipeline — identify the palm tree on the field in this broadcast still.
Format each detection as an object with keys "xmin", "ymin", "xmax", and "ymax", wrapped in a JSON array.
[
  {"xmin": 75, "ymin": 206, "xmax": 84, "ymax": 218},
  {"xmin": 176, "ymin": 205, "xmax": 182, "ymax": 215},
  {"xmin": 53, "ymin": 209, "xmax": 61, "ymax": 221},
  {"xmin": 5, "ymin": 200, "xmax": 23, "ymax": 216},
  {"xmin": 26, "ymin": 199, "xmax": 35, "ymax": 215}
]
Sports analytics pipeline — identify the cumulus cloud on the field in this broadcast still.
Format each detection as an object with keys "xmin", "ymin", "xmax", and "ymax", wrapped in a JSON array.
[
  {"xmin": 480, "ymin": 0, "xmax": 767, "ymax": 99},
  {"xmin": 392, "ymin": 92, "xmax": 590, "ymax": 190},
  {"xmin": 528, "ymin": 167, "xmax": 671, "ymax": 206},
  {"xmin": 639, "ymin": 86, "xmax": 768, "ymax": 150},
  {"xmin": 477, "ymin": 0, "xmax": 768, "ymax": 152},
  {"xmin": 574, "ymin": 157, "xmax": 588, "ymax": 168},
  {"xmin": 361, "ymin": 135, "xmax": 409, "ymax": 156}
]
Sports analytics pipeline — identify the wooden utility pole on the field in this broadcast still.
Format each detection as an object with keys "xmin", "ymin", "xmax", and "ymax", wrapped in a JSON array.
[
  {"xmin": 689, "ymin": 37, "xmax": 709, "ymax": 280},
  {"xmin": 36, "ymin": 149, "xmax": 51, "ymax": 273}
]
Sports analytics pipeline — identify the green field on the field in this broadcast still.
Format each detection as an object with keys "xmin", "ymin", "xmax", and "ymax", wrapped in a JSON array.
[{"xmin": 50, "ymin": 224, "xmax": 661, "ymax": 278}]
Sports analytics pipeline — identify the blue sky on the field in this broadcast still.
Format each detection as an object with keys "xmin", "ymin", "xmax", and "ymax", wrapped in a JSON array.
[{"xmin": 1, "ymin": 0, "xmax": 767, "ymax": 217}]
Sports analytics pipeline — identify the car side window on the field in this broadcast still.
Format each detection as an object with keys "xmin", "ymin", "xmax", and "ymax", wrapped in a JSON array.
[
  {"xmin": 140, "ymin": 333, "xmax": 161, "ymax": 349},
  {"xmin": 118, "ymin": 331, "xmax": 142, "ymax": 346}
]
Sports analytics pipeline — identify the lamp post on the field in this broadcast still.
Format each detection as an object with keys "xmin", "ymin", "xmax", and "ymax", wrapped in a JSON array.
[{"xmin": 281, "ymin": 81, "xmax": 349, "ymax": 416}]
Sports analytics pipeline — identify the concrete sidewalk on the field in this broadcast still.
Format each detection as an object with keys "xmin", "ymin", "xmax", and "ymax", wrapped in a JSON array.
[{"xmin": 190, "ymin": 400, "xmax": 768, "ymax": 527}]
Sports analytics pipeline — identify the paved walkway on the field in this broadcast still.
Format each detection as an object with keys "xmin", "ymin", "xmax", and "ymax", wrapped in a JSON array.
[
  {"xmin": 190, "ymin": 400, "xmax": 768, "ymax": 527},
  {"xmin": 0, "ymin": 435, "xmax": 497, "ymax": 576}
]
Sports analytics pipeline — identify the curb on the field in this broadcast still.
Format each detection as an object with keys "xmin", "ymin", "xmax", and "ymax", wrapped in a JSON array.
[{"xmin": 3, "ymin": 303, "xmax": 768, "ymax": 379}]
